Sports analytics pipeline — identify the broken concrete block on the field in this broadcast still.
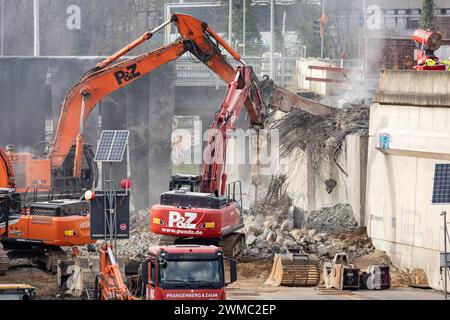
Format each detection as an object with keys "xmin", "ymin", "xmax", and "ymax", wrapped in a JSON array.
[
  {"xmin": 276, "ymin": 235, "xmax": 285, "ymax": 246},
  {"xmin": 285, "ymin": 239, "xmax": 296, "ymax": 248},
  {"xmin": 271, "ymin": 244, "xmax": 281, "ymax": 254},
  {"xmin": 263, "ymin": 218, "xmax": 275, "ymax": 229},
  {"xmin": 307, "ymin": 229, "xmax": 317, "ymax": 238},
  {"xmin": 280, "ymin": 220, "xmax": 294, "ymax": 232},
  {"xmin": 266, "ymin": 231, "xmax": 277, "ymax": 242},
  {"xmin": 289, "ymin": 229, "xmax": 303, "ymax": 241},
  {"xmin": 246, "ymin": 234, "xmax": 257, "ymax": 245}
]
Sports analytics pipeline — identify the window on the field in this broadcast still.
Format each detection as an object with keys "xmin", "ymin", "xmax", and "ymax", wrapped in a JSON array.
[
  {"xmin": 407, "ymin": 17, "xmax": 420, "ymax": 29},
  {"xmin": 159, "ymin": 259, "xmax": 223, "ymax": 289}
]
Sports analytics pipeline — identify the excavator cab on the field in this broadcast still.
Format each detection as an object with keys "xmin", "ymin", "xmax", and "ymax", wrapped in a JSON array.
[
  {"xmin": 51, "ymin": 144, "xmax": 98, "ymax": 192},
  {"xmin": 169, "ymin": 174, "xmax": 202, "ymax": 192},
  {"xmin": 0, "ymin": 188, "xmax": 20, "ymax": 227}
]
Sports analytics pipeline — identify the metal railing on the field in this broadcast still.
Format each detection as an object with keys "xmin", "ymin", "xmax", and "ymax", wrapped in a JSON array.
[{"xmin": 175, "ymin": 56, "xmax": 298, "ymax": 87}]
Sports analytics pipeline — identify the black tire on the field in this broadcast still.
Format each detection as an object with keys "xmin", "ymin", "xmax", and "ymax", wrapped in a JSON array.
[{"xmin": 0, "ymin": 245, "xmax": 9, "ymax": 276}]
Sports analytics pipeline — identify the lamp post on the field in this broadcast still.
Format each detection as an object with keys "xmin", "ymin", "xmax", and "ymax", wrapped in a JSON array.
[
  {"xmin": 229, "ymin": 0, "xmax": 233, "ymax": 47},
  {"xmin": 270, "ymin": 0, "xmax": 275, "ymax": 79},
  {"xmin": 33, "ymin": 0, "xmax": 40, "ymax": 56},
  {"xmin": 243, "ymin": 0, "xmax": 246, "ymax": 56}
]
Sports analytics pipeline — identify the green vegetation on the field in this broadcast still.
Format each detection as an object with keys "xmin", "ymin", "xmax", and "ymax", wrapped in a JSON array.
[{"xmin": 420, "ymin": 0, "xmax": 436, "ymax": 31}]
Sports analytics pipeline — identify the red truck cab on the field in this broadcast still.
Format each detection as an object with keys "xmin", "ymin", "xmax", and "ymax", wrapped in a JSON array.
[{"xmin": 140, "ymin": 245, "xmax": 237, "ymax": 300}]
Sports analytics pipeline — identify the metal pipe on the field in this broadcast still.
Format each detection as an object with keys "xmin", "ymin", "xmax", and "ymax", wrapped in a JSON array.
[
  {"xmin": 320, "ymin": 0, "xmax": 325, "ymax": 59},
  {"xmin": 229, "ymin": 0, "xmax": 233, "ymax": 48},
  {"xmin": 243, "ymin": 0, "xmax": 246, "ymax": 57},
  {"xmin": 96, "ymin": 19, "xmax": 171, "ymax": 70},
  {"xmin": 33, "ymin": 0, "xmax": 39, "ymax": 56},
  {"xmin": 442, "ymin": 211, "xmax": 448, "ymax": 300},
  {"xmin": 270, "ymin": 0, "xmax": 275, "ymax": 79},
  {"xmin": 1, "ymin": 0, "xmax": 4, "ymax": 56}
]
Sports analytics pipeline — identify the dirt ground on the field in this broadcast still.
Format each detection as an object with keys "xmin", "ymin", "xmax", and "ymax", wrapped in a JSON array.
[
  {"xmin": 231, "ymin": 228, "xmax": 431, "ymax": 291},
  {"xmin": 0, "ymin": 265, "xmax": 62, "ymax": 300},
  {"xmin": 0, "ymin": 229, "xmax": 431, "ymax": 299}
]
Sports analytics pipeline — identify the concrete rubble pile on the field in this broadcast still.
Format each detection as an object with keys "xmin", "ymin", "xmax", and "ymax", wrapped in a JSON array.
[
  {"xmin": 244, "ymin": 179, "xmax": 372, "ymax": 261},
  {"xmin": 115, "ymin": 210, "xmax": 160, "ymax": 259},
  {"xmin": 77, "ymin": 209, "xmax": 159, "ymax": 260},
  {"xmin": 306, "ymin": 204, "xmax": 358, "ymax": 232}
]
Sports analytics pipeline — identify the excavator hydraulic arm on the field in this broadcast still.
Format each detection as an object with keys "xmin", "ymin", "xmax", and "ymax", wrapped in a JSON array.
[
  {"xmin": 0, "ymin": 148, "xmax": 14, "ymax": 188},
  {"xmin": 49, "ymin": 40, "xmax": 190, "ymax": 171},
  {"xmin": 97, "ymin": 243, "xmax": 136, "ymax": 300},
  {"xmin": 49, "ymin": 13, "xmax": 244, "ymax": 176},
  {"xmin": 201, "ymin": 66, "xmax": 264, "ymax": 195},
  {"xmin": 49, "ymin": 13, "xmax": 333, "ymax": 178}
]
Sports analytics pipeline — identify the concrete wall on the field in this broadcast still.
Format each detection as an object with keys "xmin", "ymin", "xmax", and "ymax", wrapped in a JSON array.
[
  {"xmin": 367, "ymin": 70, "xmax": 450, "ymax": 291},
  {"xmin": 0, "ymin": 56, "xmax": 175, "ymax": 211},
  {"xmin": 278, "ymin": 133, "xmax": 368, "ymax": 226},
  {"xmin": 295, "ymin": 58, "xmax": 351, "ymax": 96}
]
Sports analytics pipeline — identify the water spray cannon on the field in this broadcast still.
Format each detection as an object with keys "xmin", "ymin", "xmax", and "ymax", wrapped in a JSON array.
[{"xmin": 412, "ymin": 29, "xmax": 446, "ymax": 70}]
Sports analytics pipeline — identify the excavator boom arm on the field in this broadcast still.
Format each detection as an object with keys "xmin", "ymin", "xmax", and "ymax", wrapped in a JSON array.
[
  {"xmin": 49, "ymin": 40, "xmax": 190, "ymax": 168},
  {"xmin": 201, "ymin": 66, "xmax": 264, "ymax": 195},
  {"xmin": 98, "ymin": 243, "xmax": 136, "ymax": 300},
  {"xmin": 49, "ymin": 12, "xmax": 333, "ymax": 175},
  {"xmin": 0, "ymin": 148, "xmax": 14, "ymax": 188}
]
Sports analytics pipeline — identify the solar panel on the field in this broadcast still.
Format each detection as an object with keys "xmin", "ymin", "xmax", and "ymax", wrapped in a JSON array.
[
  {"xmin": 432, "ymin": 164, "xmax": 450, "ymax": 204},
  {"xmin": 95, "ymin": 130, "xmax": 129, "ymax": 162}
]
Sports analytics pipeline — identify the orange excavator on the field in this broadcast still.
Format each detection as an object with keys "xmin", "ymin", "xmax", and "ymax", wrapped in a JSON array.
[
  {"xmin": 95, "ymin": 243, "xmax": 136, "ymax": 300},
  {"xmin": 0, "ymin": 147, "xmax": 93, "ymax": 275},
  {"xmin": 65, "ymin": 13, "xmax": 331, "ymax": 298}
]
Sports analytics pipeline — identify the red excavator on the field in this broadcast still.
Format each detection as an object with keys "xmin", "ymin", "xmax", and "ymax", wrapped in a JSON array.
[{"xmin": 149, "ymin": 15, "xmax": 334, "ymax": 257}]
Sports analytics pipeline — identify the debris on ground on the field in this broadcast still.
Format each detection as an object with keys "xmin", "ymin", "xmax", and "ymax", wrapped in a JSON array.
[
  {"xmin": 0, "ymin": 267, "xmax": 68, "ymax": 300},
  {"xmin": 306, "ymin": 204, "xmax": 358, "ymax": 232},
  {"xmin": 389, "ymin": 267, "xmax": 430, "ymax": 288},
  {"xmin": 244, "ymin": 176, "xmax": 366, "ymax": 261},
  {"xmin": 116, "ymin": 210, "xmax": 159, "ymax": 259},
  {"xmin": 77, "ymin": 209, "xmax": 159, "ymax": 260}
]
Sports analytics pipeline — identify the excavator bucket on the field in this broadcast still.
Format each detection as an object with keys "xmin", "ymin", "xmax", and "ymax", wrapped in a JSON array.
[{"xmin": 264, "ymin": 251, "xmax": 320, "ymax": 287}]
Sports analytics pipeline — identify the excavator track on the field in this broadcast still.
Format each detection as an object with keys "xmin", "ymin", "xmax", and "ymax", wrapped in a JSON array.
[
  {"xmin": 219, "ymin": 232, "xmax": 246, "ymax": 258},
  {"xmin": 44, "ymin": 248, "xmax": 69, "ymax": 275},
  {"xmin": 0, "ymin": 245, "xmax": 9, "ymax": 276}
]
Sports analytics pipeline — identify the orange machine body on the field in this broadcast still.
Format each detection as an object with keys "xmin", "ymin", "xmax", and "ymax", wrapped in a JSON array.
[
  {"xmin": 7, "ymin": 152, "xmax": 50, "ymax": 193},
  {"xmin": 0, "ymin": 213, "xmax": 93, "ymax": 247}
]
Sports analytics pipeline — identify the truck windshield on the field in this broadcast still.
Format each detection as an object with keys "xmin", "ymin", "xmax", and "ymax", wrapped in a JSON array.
[{"xmin": 159, "ymin": 259, "xmax": 223, "ymax": 289}]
